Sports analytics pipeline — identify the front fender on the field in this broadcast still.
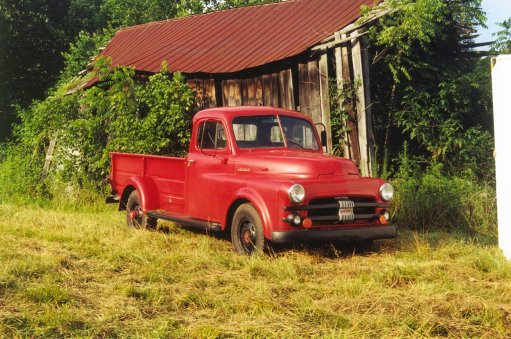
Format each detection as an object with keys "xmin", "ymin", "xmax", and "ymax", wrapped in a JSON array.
[
  {"xmin": 121, "ymin": 176, "xmax": 160, "ymax": 212},
  {"xmin": 227, "ymin": 186, "xmax": 276, "ymax": 240}
]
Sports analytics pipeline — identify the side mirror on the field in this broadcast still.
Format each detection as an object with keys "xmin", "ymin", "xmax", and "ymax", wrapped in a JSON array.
[{"xmin": 321, "ymin": 130, "xmax": 327, "ymax": 147}]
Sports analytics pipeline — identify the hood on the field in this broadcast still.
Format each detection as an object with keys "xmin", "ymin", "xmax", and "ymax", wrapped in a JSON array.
[{"xmin": 235, "ymin": 150, "xmax": 360, "ymax": 178}]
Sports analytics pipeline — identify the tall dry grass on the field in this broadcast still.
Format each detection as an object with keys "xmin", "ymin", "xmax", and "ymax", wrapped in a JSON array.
[{"xmin": 0, "ymin": 203, "xmax": 510, "ymax": 337}]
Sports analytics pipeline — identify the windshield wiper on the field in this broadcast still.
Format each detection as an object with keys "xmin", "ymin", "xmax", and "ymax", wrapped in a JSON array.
[{"xmin": 285, "ymin": 137, "xmax": 303, "ymax": 148}]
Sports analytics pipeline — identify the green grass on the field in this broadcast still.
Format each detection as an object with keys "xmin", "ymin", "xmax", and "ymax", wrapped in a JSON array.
[{"xmin": 0, "ymin": 203, "xmax": 510, "ymax": 337}]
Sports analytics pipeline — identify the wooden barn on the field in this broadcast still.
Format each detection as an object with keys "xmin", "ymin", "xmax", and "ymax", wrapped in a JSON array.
[{"xmin": 89, "ymin": 0, "xmax": 388, "ymax": 176}]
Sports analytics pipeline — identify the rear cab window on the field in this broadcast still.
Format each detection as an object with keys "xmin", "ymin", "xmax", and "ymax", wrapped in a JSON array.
[{"xmin": 197, "ymin": 120, "xmax": 227, "ymax": 150}]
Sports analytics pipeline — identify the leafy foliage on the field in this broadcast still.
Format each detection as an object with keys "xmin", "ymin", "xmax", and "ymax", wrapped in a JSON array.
[
  {"xmin": 364, "ymin": 0, "xmax": 494, "ymax": 178},
  {"xmin": 491, "ymin": 18, "xmax": 511, "ymax": 54},
  {"xmin": 329, "ymin": 78, "xmax": 361, "ymax": 157},
  {"xmin": 0, "ymin": 0, "xmax": 74, "ymax": 140},
  {"xmin": 60, "ymin": 60, "xmax": 195, "ymax": 188},
  {"xmin": 99, "ymin": 0, "xmax": 208, "ymax": 27},
  {"xmin": 0, "ymin": 59, "xmax": 196, "ymax": 196},
  {"xmin": 392, "ymin": 162, "xmax": 496, "ymax": 236},
  {"xmin": 362, "ymin": 0, "xmax": 447, "ymax": 82},
  {"xmin": 215, "ymin": 0, "xmax": 280, "ymax": 10},
  {"xmin": 59, "ymin": 28, "xmax": 116, "ymax": 85}
]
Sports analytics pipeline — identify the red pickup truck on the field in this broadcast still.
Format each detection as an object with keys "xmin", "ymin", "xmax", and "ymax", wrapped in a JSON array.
[{"xmin": 109, "ymin": 106, "xmax": 396, "ymax": 254}]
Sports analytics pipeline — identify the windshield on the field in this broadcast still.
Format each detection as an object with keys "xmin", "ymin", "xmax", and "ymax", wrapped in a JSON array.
[{"xmin": 232, "ymin": 115, "xmax": 319, "ymax": 150}]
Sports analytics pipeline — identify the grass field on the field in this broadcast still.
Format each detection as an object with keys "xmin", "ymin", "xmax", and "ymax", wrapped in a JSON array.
[{"xmin": 1, "ymin": 202, "xmax": 510, "ymax": 337}]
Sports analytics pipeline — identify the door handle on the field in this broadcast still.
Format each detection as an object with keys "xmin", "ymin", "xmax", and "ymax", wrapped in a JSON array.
[{"xmin": 187, "ymin": 159, "xmax": 195, "ymax": 167}]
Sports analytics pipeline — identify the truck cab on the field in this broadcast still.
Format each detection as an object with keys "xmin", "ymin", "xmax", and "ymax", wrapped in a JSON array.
[{"xmin": 109, "ymin": 106, "xmax": 396, "ymax": 255}]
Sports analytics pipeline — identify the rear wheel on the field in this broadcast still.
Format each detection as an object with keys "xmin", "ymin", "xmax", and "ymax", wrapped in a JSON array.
[
  {"xmin": 231, "ymin": 203, "xmax": 265, "ymax": 255},
  {"xmin": 125, "ymin": 190, "xmax": 156, "ymax": 230}
]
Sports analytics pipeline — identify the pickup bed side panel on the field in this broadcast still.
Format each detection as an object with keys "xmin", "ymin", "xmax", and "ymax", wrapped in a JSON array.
[
  {"xmin": 145, "ymin": 156, "xmax": 186, "ymax": 214},
  {"xmin": 110, "ymin": 153, "xmax": 186, "ymax": 213},
  {"xmin": 110, "ymin": 153, "xmax": 144, "ymax": 195}
]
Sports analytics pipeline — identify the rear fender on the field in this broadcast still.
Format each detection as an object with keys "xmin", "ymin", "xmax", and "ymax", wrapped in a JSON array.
[
  {"xmin": 120, "ymin": 177, "xmax": 160, "ymax": 212},
  {"xmin": 227, "ymin": 187, "xmax": 274, "ymax": 240}
]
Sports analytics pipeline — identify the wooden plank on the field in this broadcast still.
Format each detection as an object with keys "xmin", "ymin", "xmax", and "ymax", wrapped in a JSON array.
[
  {"xmin": 361, "ymin": 35, "xmax": 374, "ymax": 175},
  {"xmin": 222, "ymin": 80, "xmax": 229, "ymax": 106},
  {"xmin": 278, "ymin": 69, "xmax": 294, "ymax": 110},
  {"xmin": 255, "ymin": 76, "xmax": 263, "ymax": 106},
  {"xmin": 204, "ymin": 79, "xmax": 216, "ymax": 107},
  {"xmin": 334, "ymin": 32, "xmax": 347, "ymax": 157},
  {"xmin": 270, "ymin": 73, "xmax": 279, "ymax": 107},
  {"xmin": 342, "ymin": 33, "xmax": 360, "ymax": 165},
  {"xmin": 241, "ymin": 79, "xmax": 249, "ymax": 106},
  {"xmin": 352, "ymin": 33, "xmax": 370, "ymax": 176},
  {"xmin": 247, "ymin": 78, "xmax": 257, "ymax": 106},
  {"xmin": 42, "ymin": 136, "xmax": 57, "ymax": 178},
  {"xmin": 232, "ymin": 80, "xmax": 242, "ymax": 106},
  {"xmin": 188, "ymin": 79, "xmax": 205, "ymax": 108},
  {"xmin": 312, "ymin": 30, "xmax": 368, "ymax": 51},
  {"xmin": 278, "ymin": 71, "xmax": 287, "ymax": 108},
  {"xmin": 318, "ymin": 52, "xmax": 333, "ymax": 153},
  {"xmin": 298, "ymin": 63, "xmax": 310, "ymax": 117},
  {"xmin": 222, "ymin": 80, "xmax": 242, "ymax": 106},
  {"xmin": 308, "ymin": 60, "xmax": 321, "ymax": 125},
  {"xmin": 214, "ymin": 78, "xmax": 223, "ymax": 107},
  {"xmin": 262, "ymin": 75, "xmax": 272, "ymax": 106}
]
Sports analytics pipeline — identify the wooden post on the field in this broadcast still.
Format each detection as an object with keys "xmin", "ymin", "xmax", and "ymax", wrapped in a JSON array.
[
  {"xmin": 42, "ymin": 136, "xmax": 57, "ymax": 178},
  {"xmin": 214, "ymin": 78, "xmax": 223, "ymax": 107},
  {"xmin": 341, "ymin": 33, "xmax": 360, "ymax": 165},
  {"xmin": 334, "ymin": 32, "xmax": 349, "ymax": 158},
  {"xmin": 352, "ymin": 32, "xmax": 371, "ymax": 177},
  {"xmin": 361, "ymin": 36, "xmax": 374, "ymax": 175},
  {"xmin": 318, "ymin": 52, "xmax": 333, "ymax": 153},
  {"xmin": 278, "ymin": 69, "xmax": 294, "ymax": 110},
  {"xmin": 307, "ymin": 61, "xmax": 321, "ymax": 125}
]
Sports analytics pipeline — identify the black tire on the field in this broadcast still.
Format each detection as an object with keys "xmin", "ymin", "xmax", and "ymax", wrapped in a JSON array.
[
  {"xmin": 231, "ymin": 203, "xmax": 265, "ymax": 255},
  {"xmin": 125, "ymin": 190, "xmax": 156, "ymax": 230}
]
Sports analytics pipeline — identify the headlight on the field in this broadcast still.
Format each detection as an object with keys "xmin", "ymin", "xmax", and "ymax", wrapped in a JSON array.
[
  {"xmin": 379, "ymin": 183, "xmax": 394, "ymax": 201},
  {"xmin": 288, "ymin": 184, "xmax": 305, "ymax": 203}
]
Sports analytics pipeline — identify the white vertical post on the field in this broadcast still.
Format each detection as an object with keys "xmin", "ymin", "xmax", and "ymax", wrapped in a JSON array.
[
  {"xmin": 492, "ymin": 55, "xmax": 511, "ymax": 260},
  {"xmin": 352, "ymin": 34, "xmax": 370, "ymax": 177},
  {"xmin": 319, "ymin": 52, "xmax": 333, "ymax": 153}
]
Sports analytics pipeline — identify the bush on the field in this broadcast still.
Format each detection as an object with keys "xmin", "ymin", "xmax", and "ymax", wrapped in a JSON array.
[
  {"xmin": 57, "ymin": 59, "xmax": 196, "ymax": 190},
  {"xmin": 391, "ymin": 164, "xmax": 497, "ymax": 237},
  {"xmin": 0, "ymin": 59, "xmax": 197, "ymax": 200}
]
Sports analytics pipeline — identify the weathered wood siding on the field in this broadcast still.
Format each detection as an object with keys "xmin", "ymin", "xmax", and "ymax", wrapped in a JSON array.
[
  {"xmin": 217, "ymin": 71, "xmax": 294, "ymax": 109},
  {"xmin": 187, "ymin": 79, "xmax": 217, "ymax": 108},
  {"xmin": 298, "ymin": 60, "xmax": 321, "ymax": 124}
]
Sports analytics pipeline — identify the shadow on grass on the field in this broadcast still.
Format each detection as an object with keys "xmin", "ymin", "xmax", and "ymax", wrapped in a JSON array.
[
  {"xmin": 156, "ymin": 220, "xmax": 401, "ymax": 259},
  {"xmin": 268, "ymin": 238, "xmax": 400, "ymax": 259},
  {"xmin": 152, "ymin": 220, "xmax": 496, "ymax": 259}
]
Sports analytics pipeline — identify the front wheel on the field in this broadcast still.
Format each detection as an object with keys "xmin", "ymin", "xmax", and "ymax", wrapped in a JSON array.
[
  {"xmin": 231, "ymin": 203, "xmax": 265, "ymax": 255},
  {"xmin": 125, "ymin": 190, "xmax": 156, "ymax": 230}
]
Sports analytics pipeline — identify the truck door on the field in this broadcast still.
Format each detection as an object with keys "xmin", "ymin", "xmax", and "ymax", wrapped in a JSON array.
[{"xmin": 186, "ymin": 119, "xmax": 231, "ymax": 222}]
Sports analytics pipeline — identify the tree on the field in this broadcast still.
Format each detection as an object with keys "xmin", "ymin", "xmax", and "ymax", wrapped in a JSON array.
[
  {"xmin": 363, "ymin": 0, "xmax": 494, "ymax": 177},
  {"xmin": 0, "ymin": 0, "xmax": 73, "ymax": 140},
  {"xmin": 491, "ymin": 18, "xmax": 511, "ymax": 54},
  {"xmin": 214, "ymin": 0, "xmax": 280, "ymax": 9}
]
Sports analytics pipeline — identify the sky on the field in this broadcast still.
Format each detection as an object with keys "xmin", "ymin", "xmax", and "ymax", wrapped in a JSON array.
[{"xmin": 476, "ymin": 0, "xmax": 511, "ymax": 44}]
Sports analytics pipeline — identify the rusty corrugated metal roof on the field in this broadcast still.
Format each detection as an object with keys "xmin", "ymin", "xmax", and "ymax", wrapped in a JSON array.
[{"xmin": 98, "ymin": 0, "xmax": 374, "ymax": 74}]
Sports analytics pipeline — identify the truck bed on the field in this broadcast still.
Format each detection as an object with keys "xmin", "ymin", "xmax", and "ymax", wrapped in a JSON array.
[{"xmin": 110, "ymin": 152, "xmax": 186, "ymax": 213}]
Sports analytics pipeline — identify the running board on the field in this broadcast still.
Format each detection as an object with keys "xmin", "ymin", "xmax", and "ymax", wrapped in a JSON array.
[{"xmin": 146, "ymin": 210, "xmax": 222, "ymax": 232}]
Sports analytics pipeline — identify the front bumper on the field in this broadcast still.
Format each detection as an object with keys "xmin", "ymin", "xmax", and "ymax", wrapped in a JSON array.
[{"xmin": 271, "ymin": 225, "xmax": 397, "ymax": 244}]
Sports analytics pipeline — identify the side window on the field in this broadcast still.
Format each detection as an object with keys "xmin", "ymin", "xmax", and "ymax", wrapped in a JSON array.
[{"xmin": 197, "ymin": 120, "xmax": 227, "ymax": 150}]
